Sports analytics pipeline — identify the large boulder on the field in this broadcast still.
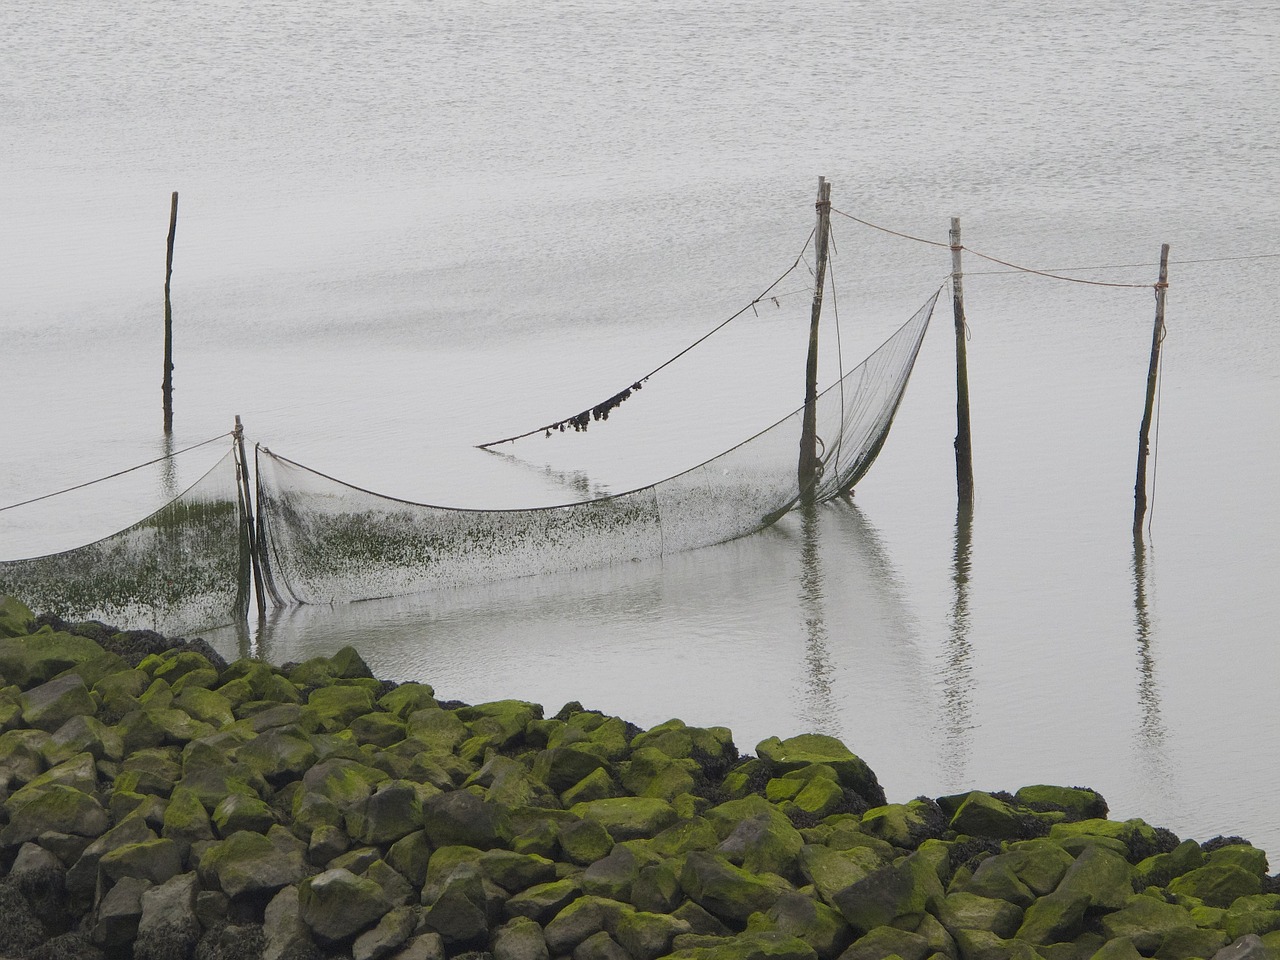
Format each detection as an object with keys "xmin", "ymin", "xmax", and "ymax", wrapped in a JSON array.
[
  {"xmin": 263, "ymin": 885, "xmax": 320, "ymax": 960},
  {"xmin": 491, "ymin": 915, "xmax": 550, "ymax": 960},
  {"xmin": 571, "ymin": 796, "xmax": 679, "ymax": 842},
  {"xmin": 421, "ymin": 862, "xmax": 500, "ymax": 946},
  {"xmin": 680, "ymin": 851, "xmax": 790, "ymax": 925},
  {"xmin": 1, "ymin": 783, "xmax": 109, "ymax": 847},
  {"xmin": 93, "ymin": 876, "xmax": 152, "ymax": 949},
  {"xmin": 134, "ymin": 872, "xmax": 201, "ymax": 960},
  {"xmin": 299, "ymin": 867, "xmax": 391, "ymax": 946},
  {"xmin": 0, "ymin": 630, "xmax": 113, "ymax": 688},
  {"xmin": 716, "ymin": 811, "xmax": 805, "ymax": 882},
  {"xmin": 19, "ymin": 674, "xmax": 98, "ymax": 732},
  {"xmin": 754, "ymin": 735, "xmax": 884, "ymax": 809},
  {"xmin": 198, "ymin": 827, "xmax": 311, "ymax": 900},
  {"xmin": 829, "ymin": 850, "xmax": 944, "ymax": 934},
  {"xmin": 423, "ymin": 789, "xmax": 511, "ymax": 850}
]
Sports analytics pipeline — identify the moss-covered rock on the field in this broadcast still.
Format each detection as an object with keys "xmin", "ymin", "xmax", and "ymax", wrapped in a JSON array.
[
  {"xmin": 1099, "ymin": 894, "xmax": 1200, "ymax": 952},
  {"xmin": 798, "ymin": 843, "xmax": 885, "ymax": 906},
  {"xmin": 1014, "ymin": 785, "xmax": 1109, "ymax": 821},
  {"xmin": 0, "ymin": 629, "xmax": 109, "ymax": 688},
  {"xmin": 1052, "ymin": 843, "xmax": 1135, "ymax": 911},
  {"xmin": 212, "ymin": 791, "xmax": 277, "ymax": 836},
  {"xmin": 572, "ymin": 796, "xmax": 679, "ymax": 842},
  {"xmin": 950, "ymin": 791, "xmax": 1028, "ymax": 841},
  {"xmin": 505, "ymin": 876, "xmax": 584, "ymax": 923},
  {"xmin": 936, "ymin": 890, "xmax": 1025, "ymax": 939},
  {"xmin": 830, "ymin": 849, "xmax": 945, "ymax": 934},
  {"xmin": 197, "ymin": 826, "xmax": 311, "ymax": 899},
  {"xmin": 746, "ymin": 889, "xmax": 851, "ymax": 960},
  {"xmin": 424, "ymin": 788, "xmax": 511, "ymax": 850},
  {"xmin": 1168, "ymin": 863, "xmax": 1263, "ymax": 908},
  {"xmin": 860, "ymin": 799, "xmax": 947, "ymax": 851},
  {"xmin": 299, "ymin": 866, "xmax": 391, "ymax": 946},
  {"xmin": 755, "ymin": 735, "xmax": 884, "ymax": 809},
  {"xmin": 716, "ymin": 810, "xmax": 805, "ymax": 882},
  {"xmin": 1, "ymin": 782, "xmax": 109, "ymax": 846},
  {"xmin": 0, "ymin": 595, "xmax": 35, "ymax": 638},
  {"xmin": 680, "ymin": 851, "xmax": 791, "ymax": 925}
]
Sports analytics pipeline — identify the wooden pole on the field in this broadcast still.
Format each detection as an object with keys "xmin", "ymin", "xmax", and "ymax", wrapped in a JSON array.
[
  {"xmin": 797, "ymin": 176, "xmax": 832, "ymax": 501},
  {"xmin": 234, "ymin": 416, "xmax": 267, "ymax": 619},
  {"xmin": 950, "ymin": 217, "xmax": 974, "ymax": 503},
  {"xmin": 1133, "ymin": 244, "xmax": 1169, "ymax": 538},
  {"xmin": 162, "ymin": 191, "xmax": 178, "ymax": 433}
]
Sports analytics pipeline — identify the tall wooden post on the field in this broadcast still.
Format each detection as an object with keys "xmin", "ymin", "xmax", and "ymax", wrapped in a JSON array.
[
  {"xmin": 950, "ymin": 218, "xmax": 974, "ymax": 503},
  {"xmin": 798, "ymin": 176, "xmax": 832, "ymax": 501},
  {"xmin": 162, "ymin": 191, "xmax": 178, "ymax": 433},
  {"xmin": 1133, "ymin": 244, "xmax": 1169, "ymax": 538},
  {"xmin": 234, "ymin": 416, "xmax": 267, "ymax": 619}
]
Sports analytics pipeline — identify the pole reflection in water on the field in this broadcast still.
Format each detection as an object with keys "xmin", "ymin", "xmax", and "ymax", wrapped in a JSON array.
[
  {"xmin": 796, "ymin": 502, "xmax": 837, "ymax": 735},
  {"xmin": 940, "ymin": 500, "xmax": 975, "ymax": 787},
  {"xmin": 1132, "ymin": 537, "xmax": 1172, "ymax": 796}
]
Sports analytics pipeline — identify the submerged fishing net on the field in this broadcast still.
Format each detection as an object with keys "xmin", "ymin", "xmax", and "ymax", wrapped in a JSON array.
[
  {"xmin": 0, "ymin": 448, "xmax": 250, "ymax": 634},
  {"xmin": 257, "ymin": 290, "xmax": 938, "ymax": 605}
]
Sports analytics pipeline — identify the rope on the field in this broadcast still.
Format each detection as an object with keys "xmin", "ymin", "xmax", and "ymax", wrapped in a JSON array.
[
  {"xmin": 826, "ymin": 229, "xmax": 847, "ymax": 471},
  {"xmin": 830, "ymin": 208, "xmax": 951, "ymax": 248},
  {"xmin": 477, "ymin": 227, "xmax": 818, "ymax": 448},
  {"xmin": 0, "ymin": 432, "xmax": 232, "ymax": 514},
  {"xmin": 832, "ymin": 207, "xmax": 1156, "ymax": 289},
  {"xmin": 961, "ymin": 247, "xmax": 1155, "ymax": 289}
]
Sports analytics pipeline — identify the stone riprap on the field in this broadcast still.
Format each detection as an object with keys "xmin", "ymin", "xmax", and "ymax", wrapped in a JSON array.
[{"xmin": 0, "ymin": 595, "xmax": 1276, "ymax": 960}]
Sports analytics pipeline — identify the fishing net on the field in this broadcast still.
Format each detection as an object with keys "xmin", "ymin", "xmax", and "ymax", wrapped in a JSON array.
[
  {"xmin": 257, "ymin": 289, "xmax": 939, "ymax": 605},
  {"xmin": 0, "ymin": 448, "xmax": 251, "ymax": 634}
]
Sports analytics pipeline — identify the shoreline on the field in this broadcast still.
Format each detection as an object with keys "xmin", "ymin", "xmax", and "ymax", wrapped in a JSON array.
[{"xmin": 1, "ymin": 597, "xmax": 1276, "ymax": 960}]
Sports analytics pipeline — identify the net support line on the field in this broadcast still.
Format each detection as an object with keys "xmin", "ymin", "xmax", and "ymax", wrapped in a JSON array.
[
  {"xmin": 0, "ymin": 432, "xmax": 233, "ymax": 514},
  {"xmin": 477, "ymin": 227, "xmax": 818, "ymax": 448}
]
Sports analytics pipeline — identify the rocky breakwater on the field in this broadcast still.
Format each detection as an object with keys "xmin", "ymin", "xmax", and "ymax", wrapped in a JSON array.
[{"xmin": 0, "ymin": 595, "xmax": 1277, "ymax": 960}]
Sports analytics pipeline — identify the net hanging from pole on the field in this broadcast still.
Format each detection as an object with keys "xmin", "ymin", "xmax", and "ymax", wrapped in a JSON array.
[
  {"xmin": 0, "ymin": 447, "xmax": 251, "ymax": 634},
  {"xmin": 256, "ymin": 289, "xmax": 939, "ymax": 606}
]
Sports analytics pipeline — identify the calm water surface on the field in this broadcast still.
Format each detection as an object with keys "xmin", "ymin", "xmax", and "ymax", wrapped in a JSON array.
[{"xmin": 2, "ymin": 0, "xmax": 1277, "ymax": 852}]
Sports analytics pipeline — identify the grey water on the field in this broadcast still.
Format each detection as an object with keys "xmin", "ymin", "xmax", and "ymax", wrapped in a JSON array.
[{"xmin": 2, "ymin": 0, "xmax": 1278, "ymax": 853}]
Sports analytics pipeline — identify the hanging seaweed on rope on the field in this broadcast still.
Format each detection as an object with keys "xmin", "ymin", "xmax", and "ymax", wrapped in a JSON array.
[
  {"xmin": 548, "ymin": 381, "xmax": 644, "ymax": 436},
  {"xmin": 477, "ymin": 227, "xmax": 817, "ymax": 449}
]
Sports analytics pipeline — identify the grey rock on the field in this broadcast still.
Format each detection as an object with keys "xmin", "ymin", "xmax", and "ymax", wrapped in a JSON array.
[
  {"xmin": 298, "ymin": 867, "xmax": 391, "ymax": 946},
  {"xmin": 19, "ymin": 674, "xmax": 97, "ymax": 732},
  {"xmin": 354, "ymin": 905, "xmax": 419, "ymax": 960},
  {"xmin": 136, "ymin": 872, "xmax": 201, "ymax": 960},
  {"xmin": 263, "ymin": 885, "xmax": 320, "ymax": 960},
  {"xmin": 572, "ymin": 931, "xmax": 630, "ymax": 960},
  {"xmin": 389, "ymin": 932, "xmax": 446, "ymax": 960},
  {"xmin": 492, "ymin": 916, "xmax": 550, "ymax": 960},
  {"xmin": 93, "ymin": 876, "xmax": 153, "ymax": 948},
  {"xmin": 1212, "ymin": 934, "xmax": 1274, "ymax": 960}
]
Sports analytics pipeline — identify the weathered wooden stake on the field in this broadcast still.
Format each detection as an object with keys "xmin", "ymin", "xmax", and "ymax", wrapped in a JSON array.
[
  {"xmin": 234, "ymin": 416, "xmax": 267, "ymax": 619},
  {"xmin": 797, "ymin": 176, "xmax": 832, "ymax": 501},
  {"xmin": 950, "ymin": 217, "xmax": 974, "ymax": 503},
  {"xmin": 1133, "ymin": 244, "xmax": 1169, "ymax": 538},
  {"xmin": 162, "ymin": 191, "xmax": 178, "ymax": 433}
]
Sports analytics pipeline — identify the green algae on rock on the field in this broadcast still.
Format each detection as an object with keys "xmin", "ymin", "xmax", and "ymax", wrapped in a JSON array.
[{"xmin": 0, "ymin": 594, "xmax": 1276, "ymax": 960}]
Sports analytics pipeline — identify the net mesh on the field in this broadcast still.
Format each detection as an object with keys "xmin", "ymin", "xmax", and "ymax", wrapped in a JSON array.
[
  {"xmin": 0, "ymin": 448, "xmax": 250, "ymax": 633},
  {"xmin": 257, "ymin": 290, "xmax": 938, "ymax": 605}
]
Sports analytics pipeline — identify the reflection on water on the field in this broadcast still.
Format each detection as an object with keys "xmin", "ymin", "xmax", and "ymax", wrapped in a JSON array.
[
  {"xmin": 1132, "ymin": 537, "xmax": 1171, "ymax": 795},
  {"xmin": 480, "ymin": 448, "xmax": 614, "ymax": 502},
  {"xmin": 796, "ymin": 503, "xmax": 837, "ymax": 734},
  {"xmin": 940, "ymin": 501, "xmax": 975, "ymax": 786}
]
